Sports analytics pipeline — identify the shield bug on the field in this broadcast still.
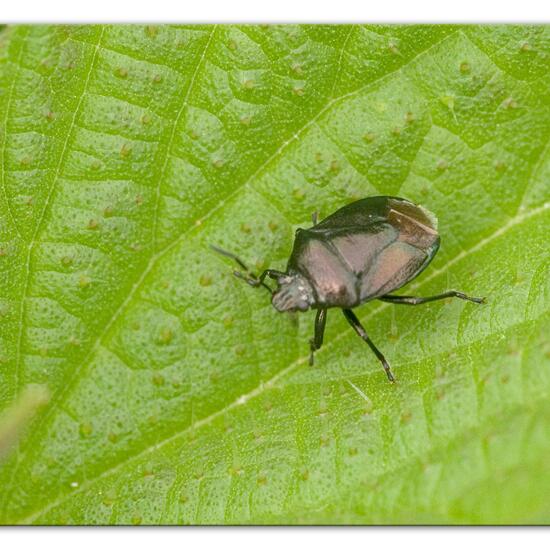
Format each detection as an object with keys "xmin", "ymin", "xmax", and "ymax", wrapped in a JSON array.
[{"xmin": 212, "ymin": 195, "xmax": 484, "ymax": 382}]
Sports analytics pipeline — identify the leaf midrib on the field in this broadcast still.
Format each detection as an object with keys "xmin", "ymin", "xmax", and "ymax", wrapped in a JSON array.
[
  {"xmin": 6, "ymin": 28, "xmax": 461, "ymax": 495},
  {"xmin": 16, "ymin": 200, "xmax": 549, "ymax": 525}
]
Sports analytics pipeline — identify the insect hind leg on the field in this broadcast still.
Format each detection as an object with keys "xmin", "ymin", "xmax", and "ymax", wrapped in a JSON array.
[
  {"xmin": 342, "ymin": 308, "xmax": 395, "ymax": 382},
  {"xmin": 379, "ymin": 290, "xmax": 485, "ymax": 305}
]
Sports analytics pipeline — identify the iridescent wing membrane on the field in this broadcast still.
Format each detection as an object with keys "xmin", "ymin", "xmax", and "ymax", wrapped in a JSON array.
[{"xmin": 288, "ymin": 196, "xmax": 440, "ymax": 307}]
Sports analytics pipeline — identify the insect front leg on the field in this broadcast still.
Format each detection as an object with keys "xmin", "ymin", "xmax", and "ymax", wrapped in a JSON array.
[
  {"xmin": 342, "ymin": 309, "xmax": 395, "ymax": 382},
  {"xmin": 309, "ymin": 308, "xmax": 327, "ymax": 366},
  {"xmin": 234, "ymin": 268, "xmax": 286, "ymax": 291},
  {"xmin": 379, "ymin": 290, "xmax": 485, "ymax": 306},
  {"xmin": 210, "ymin": 245, "xmax": 283, "ymax": 293}
]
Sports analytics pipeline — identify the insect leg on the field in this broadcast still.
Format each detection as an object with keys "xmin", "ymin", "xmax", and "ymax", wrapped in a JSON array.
[
  {"xmin": 311, "ymin": 210, "xmax": 319, "ymax": 226},
  {"xmin": 309, "ymin": 308, "xmax": 327, "ymax": 366},
  {"xmin": 234, "ymin": 268, "xmax": 286, "ymax": 291},
  {"xmin": 210, "ymin": 245, "xmax": 276, "ymax": 293},
  {"xmin": 379, "ymin": 291, "xmax": 485, "ymax": 305},
  {"xmin": 342, "ymin": 309, "xmax": 395, "ymax": 382}
]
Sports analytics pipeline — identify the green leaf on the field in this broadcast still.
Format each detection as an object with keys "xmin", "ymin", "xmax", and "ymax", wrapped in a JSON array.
[{"xmin": 0, "ymin": 24, "xmax": 549, "ymax": 525}]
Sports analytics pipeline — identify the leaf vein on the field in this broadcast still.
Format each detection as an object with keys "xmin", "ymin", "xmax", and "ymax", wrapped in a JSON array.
[{"xmin": 18, "ymin": 200, "xmax": 549, "ymax": 524}]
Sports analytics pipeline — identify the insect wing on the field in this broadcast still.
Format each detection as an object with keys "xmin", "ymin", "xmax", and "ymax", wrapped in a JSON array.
[
  {"xmin": 314, "ymin": 196, "xmax": 390, "ymax": 230},
  {"xmin": 358, "ymin": 197, "xmax": 440, "ymax": 299},
  {"xmin": 289, "ymin": 230, "xmax": 358, "ymax": 306},
  {"xmin": 327, "ymin": 223, "xmax": 397, "ymax": 274}
]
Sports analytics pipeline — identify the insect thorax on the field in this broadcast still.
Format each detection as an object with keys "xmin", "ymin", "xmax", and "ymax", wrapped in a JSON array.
[{"xmin": 271, "ymin": 273, "xmax": 314, "ymax": 313}]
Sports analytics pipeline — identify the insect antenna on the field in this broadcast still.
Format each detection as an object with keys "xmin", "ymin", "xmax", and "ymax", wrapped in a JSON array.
[{"xmin": 210, "ymin": 245, "xmax": 273, "ymax": 293}]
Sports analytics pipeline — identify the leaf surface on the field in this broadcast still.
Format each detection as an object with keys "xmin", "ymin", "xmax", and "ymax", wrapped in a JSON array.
[{"xmin": 0, "ymin": 24, "xmax": 549, "ymax": 524}]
